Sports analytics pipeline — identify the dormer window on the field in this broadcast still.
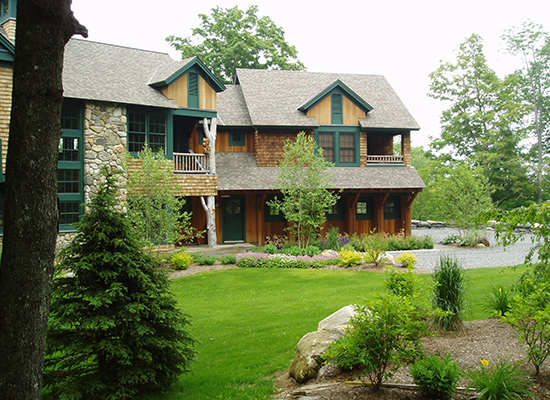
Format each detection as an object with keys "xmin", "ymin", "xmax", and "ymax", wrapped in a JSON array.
[{"xmin": 331, "ymin": 93, "xmax": 343, "ymax": 124}]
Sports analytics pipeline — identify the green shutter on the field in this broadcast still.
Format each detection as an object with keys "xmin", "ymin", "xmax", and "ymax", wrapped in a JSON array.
[
  {"xmin": 188, "ymin": 72, "xmax": 199, "ymax": 108},
  {"xmin": 331, "ymin": 94, "xmax": 343, "ymax": 124}
]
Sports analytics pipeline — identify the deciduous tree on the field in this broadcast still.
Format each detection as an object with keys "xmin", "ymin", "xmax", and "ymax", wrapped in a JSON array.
[
  {"xmin": 503, "ymin": 20, "xmax": 550, "ymax": 202},
  {"xmin": 270, "ymin": 132, "xmax": 339, "ymax": 247},
  {"xmin": 167, "ymin": 5, "xmax": 305, "ymax": 83},
  {"xmin": 0, "ymin": 2, "xmax": 86, "ymax": 398},
  {"xmin": 428, "ymin": 34, "xmax": 532, "ymax": 208}
]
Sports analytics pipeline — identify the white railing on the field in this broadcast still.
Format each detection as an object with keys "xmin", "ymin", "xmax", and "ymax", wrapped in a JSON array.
[
  {"xmin": 173, "ymin": 153, "xmax": 210, "ymax": 174},
  {"xmin": 366, "ymin": 155, "xmax": 404, "ymax": 164}
]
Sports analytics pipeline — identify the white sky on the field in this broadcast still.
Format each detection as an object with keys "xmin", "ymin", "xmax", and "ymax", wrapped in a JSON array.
[{"xmin": 71, "ymin": 0, "xmax": 550, "ymax": 148}]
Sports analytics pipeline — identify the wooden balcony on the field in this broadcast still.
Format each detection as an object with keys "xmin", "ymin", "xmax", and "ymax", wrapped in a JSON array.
[
  {"xmin": 174, "ymin": 152, "xmax": 210, "ymax": 174},
  {"xmin": 366, "ymin": 155, "xmax": 404, "ymax": 164}
]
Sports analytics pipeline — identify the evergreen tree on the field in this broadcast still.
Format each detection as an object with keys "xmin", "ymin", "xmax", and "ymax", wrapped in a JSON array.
[{"xmin": 44, "ymin": 168, "xmax": 195, "ymax": 399}]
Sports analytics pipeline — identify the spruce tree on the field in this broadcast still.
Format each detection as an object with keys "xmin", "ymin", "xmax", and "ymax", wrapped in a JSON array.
[{"xmin": 45, "ymin": 168, "xmax": 195, "ymax": 399}]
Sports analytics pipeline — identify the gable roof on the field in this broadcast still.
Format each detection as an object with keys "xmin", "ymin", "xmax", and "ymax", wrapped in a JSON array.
[
  {"xmin": 218, "ymin": 68, "xmax": 420, "ymax": 130},
  {"xmin": 217, "ymin": 152, "xmax": 426, "ymax": 191},
  {"xmin": 298, "ymin": 79, "xmax": 373, "ymax": 113},
  {"xmin": 62, "ymin": 39, "xmax": 224, "ymax": 109}
]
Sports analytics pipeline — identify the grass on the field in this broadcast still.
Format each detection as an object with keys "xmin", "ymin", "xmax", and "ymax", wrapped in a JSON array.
[{"xmin": 142, "ymin": 264, "xmax": 530, "ymax": 400}]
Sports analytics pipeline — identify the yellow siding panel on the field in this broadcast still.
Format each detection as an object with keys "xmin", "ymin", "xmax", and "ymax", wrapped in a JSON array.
[
  {"xmin": 160, "ymin": 74, "xmax": 188, "ymax": 107},
  {"xmin": 199, "ymin": 76, "xmax": 217, "ymax": 110},
  {"xmin": 307, "ymin": 96, "xmax": 331, "ymax": 124},
  {"xmin": 0, "ymin": 67, "xmax": 13, "ymax": 173},
  {"xmin": 343, "ymin": 96, "xmax": 366, "ymax": 124}
]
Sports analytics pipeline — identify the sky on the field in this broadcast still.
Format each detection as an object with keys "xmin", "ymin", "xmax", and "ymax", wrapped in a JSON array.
[{"xmin": 71, "ymin": 0, "xmax": 550, "ymax": 148}]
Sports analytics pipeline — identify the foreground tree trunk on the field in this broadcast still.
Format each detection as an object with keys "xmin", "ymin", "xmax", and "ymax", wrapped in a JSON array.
[
  {"xmin": 201, "ymin": 118, "xmax": 218, "ymax": 247},
  {"xmin": 0, "ymin": 2, "xmax": 86, "ymax": 399}
]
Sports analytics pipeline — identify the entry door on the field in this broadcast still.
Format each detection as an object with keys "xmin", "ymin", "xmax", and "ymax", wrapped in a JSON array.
[{"xmin": 222, "ymin": 195, "xmax": 246, "ymax": 242}]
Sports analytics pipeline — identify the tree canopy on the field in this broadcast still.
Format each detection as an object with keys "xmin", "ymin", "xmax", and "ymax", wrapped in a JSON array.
[
  {"xmin": 167, "ymin": 5, "xmax": 305, "ymax": 83},
  {"xmin": 428, "ymin": 33, "xmax": 535, "ymax": 209}
]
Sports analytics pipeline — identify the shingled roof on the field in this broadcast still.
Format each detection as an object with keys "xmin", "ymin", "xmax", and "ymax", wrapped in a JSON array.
[
  {"xmin": 217, "ymin": 152, "xmax": 426, "ymax": 191},
  {"xmin": 62, "ymin": 39, "xmax": 225, "ymax": 109},
  {"xmin": 217, "ymin": 69, "xmax": 420, "ymax": 130}
]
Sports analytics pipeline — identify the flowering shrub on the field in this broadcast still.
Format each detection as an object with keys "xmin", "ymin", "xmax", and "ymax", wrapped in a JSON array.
[
  {"xmin": 338, "ymin": 248, "xmax": 363, "ymax": 267},
  {"xmin": 236, "ymin": 252, "xmax": 338, "ymax": 269}
]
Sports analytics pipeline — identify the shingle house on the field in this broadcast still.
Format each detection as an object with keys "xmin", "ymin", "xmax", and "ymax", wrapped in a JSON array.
[
  {"xmin": 214, "ymin": 69, "xmax": 425, "ymax": 244},
  {"xmin": 0, "ymin": 6, "xmax": 425, "ymax": 246}
]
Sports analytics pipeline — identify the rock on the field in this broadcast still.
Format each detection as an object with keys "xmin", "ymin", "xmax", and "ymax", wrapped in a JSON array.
[
  {"xmin": 475, "ymin": 243, "xmax": 486, "ymax": 248},
  {"xmin": 289, "ymin": 306, "xmax": 356, "ymax": 384},
  {"xmin": 376, "ymin": 252, "xmax": 394, "ymax": 266},
  {"xmin": 320, "ymin": 249, "xmax": 338, "ymax": 257},
  {"xmin": 417, "ymin": 221, "xmax": 432, "ymax": 229}
]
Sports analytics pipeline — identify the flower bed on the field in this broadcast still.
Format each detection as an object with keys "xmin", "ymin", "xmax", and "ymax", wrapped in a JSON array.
[{"xmin": 236, "ymin": 252, "xmax": 339, "ymax": 269}]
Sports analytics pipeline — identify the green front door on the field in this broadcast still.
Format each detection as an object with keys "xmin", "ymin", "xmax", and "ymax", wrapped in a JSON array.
[{"xmin": 222, "ymin": 195, "xmax": 246, "ymax": 242}]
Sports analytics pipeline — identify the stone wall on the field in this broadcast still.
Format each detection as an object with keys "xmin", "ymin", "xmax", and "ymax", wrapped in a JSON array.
[{"xmin": 83, "ymin": 101, "xmax": 128, "ymax": 204}]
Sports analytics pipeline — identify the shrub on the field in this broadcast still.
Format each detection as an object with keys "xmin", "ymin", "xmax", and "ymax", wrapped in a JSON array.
[
  {"xmin": 432, "ymin": 255, "xmax": 468, "ymax": 331},
  {"xmin": 220, "ymin": 254, "xmax": 237, "ymax": 265},
  {"xmin": 45, "ymin": 168, "xmax": 196, "ymax": 399},
  {"xmin": 385, "ymin": 265, "xmax": 419, "ymax": 298},
  {"xmin": 236, "ymin": 252, "xmax": 338, "ymax": 269},
  {"xmin": 483, "ymin": 285, "xmax": 511, "ymax": 316},
  {"xmin": 386, "ymin": 235, "xmax": 434, "ymax": 251},
  {"xmin": 193, "ymin": 252, "xmax": 217, "ymax": 266},
  {"xmin": 395, "ymin": 251, "xmax": 417, "ymax": 268},
  {"xmin": 362, "ymin": 232, "xmax": 388, "ymax": 263},
  {"xmin": 338, "ymin": 247, "xmax": 363, "ymax": 267},
  {"xmin": 442, "ymin": 234, "xmax": 461, "ymax": 245},
  {"xmin": 260, "ymin": 243, "xmax": 278, "ymax": 254},
  {"xmin": 467, "ymin": 359, "xmax": 532, "ymax": 400},
  {"xmin": 504, "ymin": 280, "xmax": 550, "ymax": 374},
  {"xmin": 324, "ymin": 293, "xmax": 431, "ymax": 390},
  {"xmin": 410, "ymin": 354, "xmax": 461, "ymax": 400},
  {"xmin": 171, "ymin": 249, "xmax": 193, "ymax": 270}
]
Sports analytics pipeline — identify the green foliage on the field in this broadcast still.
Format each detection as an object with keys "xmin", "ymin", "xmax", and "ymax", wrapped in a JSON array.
[
  {"xmin": 269, "ymin": 132, "xmax": 340, "ymax": 247},
  {"xmin": 428, "ymin": 33, "xmax": 533, "ymax": 208},
  {"xmin": 386, "ymin": 235, "xmax": 434, "ymax": 251},
  {"xmin": 125, "ymin": 146, "xmax": 191, "ymax": 247},
  {"xmin": 495, "ymin": 201, "xmax": 550, "ymax": 266},
  {"xmin": 424, "ymin": 162, "xmax": 494, "ymax": 234},
  {"xmin": 385, "ymin": 265, "xmax": 419, "ymax": 298},
  {"xmin": 442, "ymin": 234, "xmax": 461, "ymax": 244},
  {"xmin": 166, "ymin": 5, "xmax": 305, "ymax": 83},
  {"xmin": 467, "ymin": 359, "xmax": 533, "ymax": 400},
  {"xmin": 324, "ymin": 293, "xmax": 431, "ymax": 390},
  {"xmin": 395, "ymin": 252, "xmax": 417, "ymax": 268},
  {"xmin": 260, "ymin": 243, "xmax": 278, "ymax": 254},
  {"xmin": 192, "ymin": 252, "xmax": 217, "ymax": 266},
  {"xmin": 483, "ymin": 285, "xmax": 511, "ymax": 316},
  {"xmin": 410, "ymin": 354, "xmax": 461, "ymax": 400},
  {"xmin": 171, "ymin": 249, "xmax": 193, "ymax": 270},
  {"xmin": 432, "ymin": 255, "xmax": 468, "ymax": 331},
  {"xmin": 504, "ymin": 280, "xmax": 550, "ymax": 374},
  {"xmin": 45, "ymin": 168, "xmax": 195, "ymax": 399},
  {"xmin": 355, "ymin": 232, "xmax": 388, "ymax": 262},
  {"xmin": 220, "ymin": 254, "xmax": 237, "ymax": 265},
  {"xmin": 236, "ymin": 252, "xmax": 338, "ymax": 269},
  {"xmin": 338, "ymin": 247, "xmax": 363, "ymax": 268}
]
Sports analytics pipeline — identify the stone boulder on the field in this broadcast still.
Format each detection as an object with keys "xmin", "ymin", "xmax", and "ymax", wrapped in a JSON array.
[{"xmin": 289, "ymin": 305, "xmax": 356, "ymax": 384}]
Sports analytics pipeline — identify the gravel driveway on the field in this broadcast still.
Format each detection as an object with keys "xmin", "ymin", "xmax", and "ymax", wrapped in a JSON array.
[{"xmin": 389, "ymin": 227, "xmax": 538, "ymax": 272}]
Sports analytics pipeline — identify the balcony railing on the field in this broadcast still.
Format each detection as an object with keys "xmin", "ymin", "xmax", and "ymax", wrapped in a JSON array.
[
  {"xmin": 174, "ymin": 152, "xmax": 210, "ymax": 174},
  {"xmin": 366, "ymin": 155, "xmax": 404, "ymax": 164}
]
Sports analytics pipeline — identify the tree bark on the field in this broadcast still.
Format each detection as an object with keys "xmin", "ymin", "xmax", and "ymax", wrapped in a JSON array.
[
  {"xmin": 201, "ymin": 118, "xmax": 218, "ymax": 247},
  {"xmin": 200, "ymin": 196, "xmax": 217, "ymax": 248},
  {"xmin": 0, "ymin": 2, "xmax": 86, "ymax": 399}
]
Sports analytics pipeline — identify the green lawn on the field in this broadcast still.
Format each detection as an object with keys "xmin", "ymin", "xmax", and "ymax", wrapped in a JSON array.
[{"xmin": 144, "ymin": 265, "xmax": 529, "ymax": 400}]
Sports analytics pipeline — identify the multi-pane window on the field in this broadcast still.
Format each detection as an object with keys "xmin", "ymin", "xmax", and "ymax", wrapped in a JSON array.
[
  {"xmin": 128, "ymin": 112, "xmax": 166, "ymax": 153},
  {"xmin": 384, "ymin": 197, "xmax": 401, "ymax": 220},
  {"xmin": 319, "ymin": 132, "xmax": 335, "ymax": 162},
  {"xmin": 229, "ymin": 132, "xmax": 246, "ymax": 146},
  {"xmin": 59, "ymin": 103, "xmax": 84, "ymax": 229},
  {"xmin": 58, "ymin": 169, "xmax": 80, "ymax": 193},
  {"xmin": 356, "ymin": 197, "xmax": 373, "ymax": 220},
  {"xmin": 59, "ymin": 137, "xmax": 79, "ymax": 162},
  {"xmin": 317, "ymin": 130, "xmax": 358, "ymax": 166}
]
